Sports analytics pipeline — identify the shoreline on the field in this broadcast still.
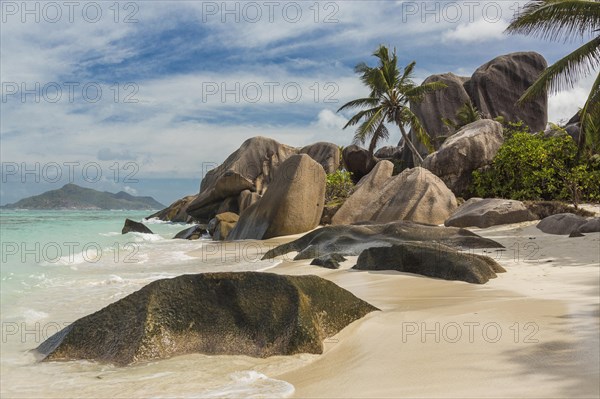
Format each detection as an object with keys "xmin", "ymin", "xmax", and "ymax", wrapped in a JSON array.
[{"xmin": 187, "ymin": 220, "xmax": 599, "ymax": 398}]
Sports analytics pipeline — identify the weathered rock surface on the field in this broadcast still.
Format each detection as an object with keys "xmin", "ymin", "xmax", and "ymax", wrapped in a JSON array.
[
  {"xmin": 213, "ymin": 212, "xmax": 239, "ymax": 241},
  {"xmin": 227, "ymin": 154, "xmax": 326, "ymax": 240},
  {"xmin": 332, "ymin": 160, "xmax": 394, "ymax": 225},
  {"xmin": 354, "ymin": 242, "xmax": 506, "ymax": 284},
  {"xmin": 238, "ymin": 190, "xmax": 261, "ymax": 214},
  {"xmin": 423, "ymin": 120, "xmax": 504, "ymax": 196},
  {"xmin": 342, "ymin": 145, "xmax": 378, "ymax": 183},
  {"xmin": 537, "ymin": 213, "xmax": 589, "ymax": 235},
  {"xmin": 36, "ymin": 272, "xmax": 378, "ymax": 365},
  {"xmin": 575, "ymin": 218, "xmax": 600, "ymax": 234},
  {"xmin": 369, "ymin": 167, "xmax": 457, "ymax": 225},
  {"xmin": 299, "ymin": 142, "xmax": 340, "ymax": 174},
  {"xmin": 147, "ymin": 195, "xmax": 198, "ymax": 223},
  {"xmin": 263, "ymin": 221, "xmax": 504, "ymax": 261},
  {"xmin": 374, "ymin": 146, "xmax": 403, "ymax": 160},
  {"xmin": 466, "ymin": 52, "xmax": 547, "ymax": 132},
  {"xmin": 122, "ymin": 219, "xmax": 153, "ymax": 235},
  {"xmin": 410, "ymin": 72, "xmax": 471, "ymax": 152},
  {"xmin": 310, "ymin": 254, "xmax": 347, "ymax": 269},
  {"xmin": 173, "ymin": 225, "xmax": 207, "ymax": 240},
  {"xmin": 187, "ymin": 137, "xmax": 297, "ymax": 221},
  {"xmin": 445, "ymin": 198, "xmax": 537, "ymax": 228},
  {"xmin": 320, "ymin": 203, "xmax": 342, "ymax": 225}
]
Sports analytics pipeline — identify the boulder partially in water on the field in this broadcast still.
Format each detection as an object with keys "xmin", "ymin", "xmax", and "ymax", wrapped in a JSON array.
[
  {"xmin": 122, "ymin": 219, "xmax": 153, "ymax": 234},
  {"xmin": 36, "ymin": 272, "xmax": 378, "ymax": 366}
]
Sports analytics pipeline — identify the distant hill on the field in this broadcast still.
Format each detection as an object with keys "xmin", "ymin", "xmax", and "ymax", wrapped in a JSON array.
[{"xmin": 1, "ymin": 184, "xmax": 165, "ymax": 210}]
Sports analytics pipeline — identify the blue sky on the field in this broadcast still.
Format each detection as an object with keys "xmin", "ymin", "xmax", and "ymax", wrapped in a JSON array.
[{"xmin": 0, "ymin": 0, "xmax": 596, "ymax": 205}]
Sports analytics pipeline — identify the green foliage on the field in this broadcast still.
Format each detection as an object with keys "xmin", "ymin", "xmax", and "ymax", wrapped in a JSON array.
[
  {"xmin": 325, "ymin": 170, "xmax": 354, "ymax": 205},
  {"xmin": 442, "ymin": 100, "xmax": 482, "ymax": 132},
  {"xmin": 338, "ymin": 45, "xmax": 446, "ymax": 162},
  {"xmin": 471, "ymin": 127, "xmax": 600, "ymax": 204}
]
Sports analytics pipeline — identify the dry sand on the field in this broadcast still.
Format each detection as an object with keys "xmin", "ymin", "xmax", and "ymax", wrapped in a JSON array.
[{"xmin": 189, "ymin": 217, "xmax": 600, "ymax": 398}]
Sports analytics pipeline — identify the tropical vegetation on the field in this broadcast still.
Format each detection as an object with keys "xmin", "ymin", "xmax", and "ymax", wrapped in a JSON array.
[
  {"xmin": 338, "ymin": 45, "xmax": 447, "ymax": 165},
  {"xmin": 505, "ymin": 0, "xmax": 600, "ymax": 156}
]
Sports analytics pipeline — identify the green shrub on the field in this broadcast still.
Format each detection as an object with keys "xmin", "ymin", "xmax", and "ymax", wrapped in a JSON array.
[
  {"xmin": 325, "ymin": 170, "xmax": 354, "ymax": 205},
  {"xmin": 471, "ymin": 128, "xmax": 600, "ymax": 204}
]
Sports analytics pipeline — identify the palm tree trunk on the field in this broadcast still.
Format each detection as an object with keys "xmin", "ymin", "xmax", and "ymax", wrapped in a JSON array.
[{"xmin": 398, "ymin": 123, "xmax": 424, "ymax": 166}]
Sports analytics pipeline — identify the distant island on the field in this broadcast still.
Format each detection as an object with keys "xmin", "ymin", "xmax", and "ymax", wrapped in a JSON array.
[{"xmin": 1, "ymin": 184, "xmax": 165, "ymax": 210}]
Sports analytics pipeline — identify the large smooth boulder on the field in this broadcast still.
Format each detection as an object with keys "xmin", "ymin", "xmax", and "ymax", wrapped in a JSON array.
[
  {"xmin": 147, "ymin": 195, "xmax": 198, "ymax": 223},
  {"xmin": 354, "ymin": 242, "xmax": 506, "ymax": 284},
  {"xmin": 332, "ymin": 160, "xmax": 394, "ymax": 225},
  {"xmin": 423, "ymin": 120, "xmax": 504, "ymax": 196},
  {"xmin": 445, "ymin": 198, "xmax": 537, "ymax": 228},
  {"xmin": 122, "ymin": 219, "xmax": 153, "ymax": 234},
  {"xmin": 369, "ymin": 167, "xmax": 457, "ymax": 225},
  {"xmin": 237, "ymin": 189, "xmax": 261, "ymax": 214},
  {"xmin": 466, "ymin": 52, "xmax": 548, "ymax": 132},
  {"xmin": 573, "ymin": 218, "xmax": 600, "ymax": 234},
  {"xmin": 227, "ymin": 154, "xmax": 326, "ymax": 240},
  {"xmin": 342, "ymin": 145, "xmax": 378, "ymax": 183},
  {"xmin": 36, "ymin": 272, "xmax": 378, "ymax": 365},
  {"xmin": 536, "ymin": 213, "xmax": 588, "ymax": 235},
  {"xmin": 187, "ymin": 137, "xmax": 297, "ymax": 221},
  {"xmin": 263, "ymin": 221, "xmax": 504, "ymax": 261},
  {"xmin": 213, "ymin": 212, "xmax": 239, "ymax": 241},
  {"xmin": 299, "ymin": 142, "xmax": 340, "ymax": 174},
  {"xmin": 409, "ymin": 72, "xmax": 472, "ymax": 152}
]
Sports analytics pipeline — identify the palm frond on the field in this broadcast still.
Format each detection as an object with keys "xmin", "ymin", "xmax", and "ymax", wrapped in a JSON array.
[
  {"xmin": 353, "ymin": 108, "xmax": 386, "ymax": 144},
  {"xmin": 519, "ymin": 36, "xmax": 600, "ymax": 101},
  {"xmin": 506, "ymin": 0, "xmax": 600, "ymax": 42},
  {"xmin": 337, "ymin": 97, "xmax": 380, "ymax": 112}
]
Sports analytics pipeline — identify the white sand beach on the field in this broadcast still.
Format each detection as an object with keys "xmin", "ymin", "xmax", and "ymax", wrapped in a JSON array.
[{"xmin": 188, "ymin": 217, "xmax": 600, "ymax": 398}]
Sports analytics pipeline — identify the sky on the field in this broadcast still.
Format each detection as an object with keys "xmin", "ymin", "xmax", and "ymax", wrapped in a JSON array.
[{"xmin": 0, "ymin": 0, "xmax": 596, "ymax": 206}]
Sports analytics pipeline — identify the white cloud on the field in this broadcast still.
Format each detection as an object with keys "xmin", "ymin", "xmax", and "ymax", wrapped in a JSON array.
[
  {"xmin": 548, "ymin": 73, "xmax": 596, "ymax": 124},
  {"xmin": 315, "ymin": 109, "xmax": 348, "ymax": 130},
  {"xmin": 442, "ymin": 18, "xmax": 508, "ymax": 44}
]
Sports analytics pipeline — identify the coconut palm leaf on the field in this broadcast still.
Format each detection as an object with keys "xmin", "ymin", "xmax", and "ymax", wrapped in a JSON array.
[
  {"xmin": 505, "ymin": 0, "xmax": 600, "ymax": 42},
  {"xmin": 519, "ymin": 36, "xmax": 600, "ymax": 101}
]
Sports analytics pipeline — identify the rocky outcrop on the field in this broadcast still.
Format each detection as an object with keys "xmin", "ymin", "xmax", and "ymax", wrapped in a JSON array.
[
  {"xmin": 147, "ymin": 195, "xmax": 198, "ymax": 223},
  {"xmin": 186, "ymin": 137, "xmax": 297, "ymax": 221},
  {"xmin": 173, "ymin": 225, "xmax": 207, "ymax": 240},
  {"xmin": 184, "ymin": 137, "xmax": 339, "ymax": 223},
  {"xmin": 227, "ymin": 154, "xmax": 326, "ymax": 240},
  {"xmin": 262, "ymin": 221, "xmax": 504, "ymax": 261},
  {"xmin": 333, "ymin": 166, "xmax": 456, "ymax": 226},
  {"xmin": 410, "ymin": 72, "xmax": 471, "ymax": 152},
  {"xmin": 342, "ymin": 145, "xmax": 378, "ymax": 183},
  {"xmin": 354, "ymin": 242, "xmax": 506, "ymax": 284},
  {"xmin": 320, "ymin": 203, "xmax": 342, "ymax": 225},
  {"xmin": 573, "ymin": 218, "xmax": 600, "ymax": 235},
  {"xmin": 445, "ymin": 198, "xmax": 537, "ymax": 228},
  {"xmin": 36, "ymin": 272, "xmax": 378, "ymax": 365},
  {"xmin": 423, "ymin": 120, "xmax": 504, "ymax": 196},
  {"xmin": 122, "ymin": 219, "xmax": 153, "ymax": 235},
  {"xmin": 536, "ymin": 213, "xmax": 589, "ymax": 235},
  {"xmin": 466, "ymin": 52, "xmax": 547, "ymax": 132},
  {"xmin": 299, "ymin": 142, "xmax": 340, "ymax": 174},
  {"xmin": 369, "ymin": 167, "xmax": 457, "ymax": 225},
  {"xmin": 213, "ymin": 212, "xmax": 239, "ymax": 241},
  {"xmin": 399, "ymin": 52, "xmax": 548, "ymax": 165},
  {"xmin": 332, "ymin": 160, "xmax": 394, "ymax": 225}
]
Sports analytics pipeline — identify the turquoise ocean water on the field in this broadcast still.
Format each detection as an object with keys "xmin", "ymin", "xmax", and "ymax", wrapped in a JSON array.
[{"xmin": 0, "ymin": 210, "xmax": 306, "ymax": 398}]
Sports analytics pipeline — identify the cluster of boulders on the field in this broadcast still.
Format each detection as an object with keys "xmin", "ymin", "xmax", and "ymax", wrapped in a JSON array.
[{"xmin": 95, "ymin": 50, "xmax": 598, "ymax": 369}]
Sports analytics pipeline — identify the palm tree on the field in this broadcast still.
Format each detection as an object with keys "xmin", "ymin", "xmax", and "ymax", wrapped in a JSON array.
[
  {"xmin": 338, "ymin": 45, "xmax": 447, "ymax": 165},
  {"xmin": 505, "ymin": 0, "xmax": 600, "ymax": 156}
]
